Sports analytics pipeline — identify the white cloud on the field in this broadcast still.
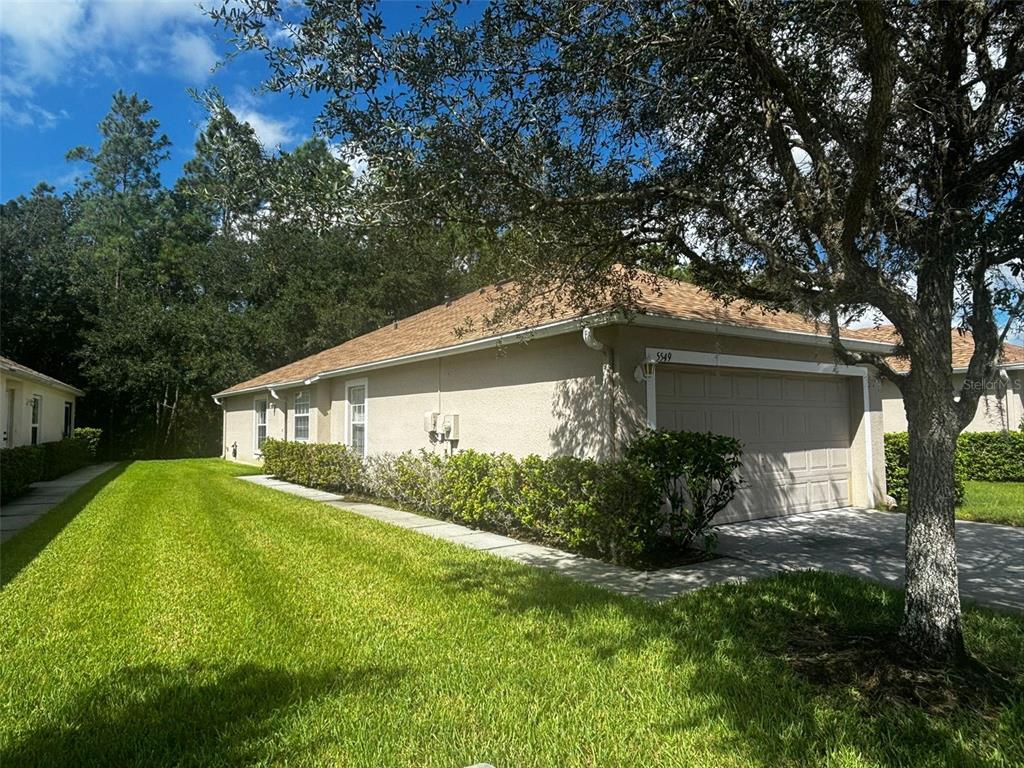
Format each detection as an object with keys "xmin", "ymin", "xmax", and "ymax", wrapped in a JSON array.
[
  {"xmin": 169, "ymin": 30, "xmax": 219, "ymax": 82},
  {"xmin": 0, "ymin": 98, "xmax": 68, "ymax": 130},
  {"xmin": 0, "ymin": 0, "xmax": 87, "ymax": 80},
  {"xmin": 0, "ymin": 1, "xmax": 215, "ymax": 89},
  {"xmin": 1, "ymin": 1, "xmax": 219, "ymax": 132},
  {"xmin": 231, "ymin": 98, "xmax": 298, "ymax": 150}
]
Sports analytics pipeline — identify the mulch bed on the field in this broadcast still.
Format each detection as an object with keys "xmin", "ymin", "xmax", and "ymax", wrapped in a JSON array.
[{"xmin": 783, "ymin": 624, "xmax": 1020, "ymax": 716}]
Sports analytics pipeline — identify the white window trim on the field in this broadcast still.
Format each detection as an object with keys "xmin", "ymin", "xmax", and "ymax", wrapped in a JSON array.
[
  {"xmin": 30, "ymin": 394, "xmax": 41, "ymax": 445},
  {"xmin": 345, "ymin": 378, "xmax": 368, "ymax": 457},
  {"xmin": 253, "ymin": 396, "xmax": 268, "ymax": 456},
  {"xmin": 644, "ymin": 348, "xmax": 875, "ymax": 509},
  {"xmin": 63, "ymin": 401, "xmax": 74, "ymax": 438},
  {"xmin": 292, "ymin": 390, "xmax": 312, "ymax": 442}
]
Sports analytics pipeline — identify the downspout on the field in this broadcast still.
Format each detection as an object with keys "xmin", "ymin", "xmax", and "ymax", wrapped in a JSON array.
[
  {"xmin": 997, "ymin": 367, "xmax": 1011, "ymax": 432},
  {"xmin": 268, "ymin": 388, "xmax": 284, "ymax": 441},
  {"xmin": 861, "ymin": 372, "xmax": 876, "ymax": 509},
  {"xmin": 582, "ymin": 326, "xmax": 605, "ymax": 354},
  {"xmin": 582, "ymin": 327, "xmax": 618, "ymax": 456}
]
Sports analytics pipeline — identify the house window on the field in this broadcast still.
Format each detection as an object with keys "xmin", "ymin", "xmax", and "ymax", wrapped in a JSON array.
[
  {"xmin": 63, "ymin": 401, "xmax": 74, "ymax": 438},
  {"xmin": 294, "ymin": 391, "xmax": 310, "ymax": 441},
  {"xmin": 347, "ymin": 382, "xmax": 366, "ymax": 457},
  {"xmin": 30, "ymin": 395, "xmax": 41, "ymax": 445},
  {"xmin": 254, "ymin": 398, "xmax": 268, "ymax": 452}
]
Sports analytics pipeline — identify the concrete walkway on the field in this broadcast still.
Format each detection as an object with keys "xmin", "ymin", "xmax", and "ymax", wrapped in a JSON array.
[
  {"xmin": 715, "ymin": 508, "xmax": 1024, "ymax": 613},
  {"xmin": 239, "ymin": 475, "xmax": 781, "ymax": 602},
  {"xmin": 1, "ymin": 462, "xmax": 119, "ymax": 543}
]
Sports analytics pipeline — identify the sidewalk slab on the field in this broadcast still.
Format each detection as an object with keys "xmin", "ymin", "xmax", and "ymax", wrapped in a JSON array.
[{"xmin": 1, "ymin": 462, "xmax": 119, "ymax": 543}]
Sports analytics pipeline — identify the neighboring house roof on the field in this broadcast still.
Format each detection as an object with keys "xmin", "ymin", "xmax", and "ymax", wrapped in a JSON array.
[
  {"xmin": 0, "ymin": 356, "xmax": 85, "ymax": 396},
  {"xmin": 215, "ymin": 269, "xmax": 891, "ymax": 398},
  {"xmin": 853, "ymin": 325, "xmax": 1024, "ymax": 373}
]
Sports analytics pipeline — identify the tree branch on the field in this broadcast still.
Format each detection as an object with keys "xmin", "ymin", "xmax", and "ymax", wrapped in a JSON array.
[
  {"xmin": 839, "ymin": 2, "xmax": 897, "ymax": 260},
  {"xmin": 827, "ymin": 307, "xmax": 907, "ymax": 387}
]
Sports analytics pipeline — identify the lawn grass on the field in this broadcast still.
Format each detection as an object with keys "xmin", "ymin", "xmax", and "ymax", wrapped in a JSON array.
[
  {"xmin": 1, "ymin": 459, "xmax": 1022, "ymax": 767},
  {"xmin": 960, "ymin": 481, "xmax": 1024, "ymax": 526}
]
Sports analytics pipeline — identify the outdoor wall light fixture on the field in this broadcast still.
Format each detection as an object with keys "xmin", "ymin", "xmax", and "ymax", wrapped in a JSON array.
[{"xmin": 634, "ymin": 358, "xmax": 657, "ymax": 382}]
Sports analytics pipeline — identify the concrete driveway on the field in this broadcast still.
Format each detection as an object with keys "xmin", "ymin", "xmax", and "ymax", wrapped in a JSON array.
[{"xmin": 714, "ymin": 509, "xmax": 1024, "ymax": 613}]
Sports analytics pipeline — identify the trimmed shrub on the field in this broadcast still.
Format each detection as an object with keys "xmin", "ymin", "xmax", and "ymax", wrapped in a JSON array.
[
  {"xmin": 73, "ymin": 427, "xmax": 103, "ymax": 460},
  {"xmin": 439, "ymin": 450, "xmax": 522, "ymax": 529},
  {"xmin": 625, "ymin": 429, "xmax": 743, "ymax": 550},
  {"xmin": 363, "ymin": 451, "xmax": 444, "ymax": 516},
  {"xmin": 0, "ymin": 432, "xmax": 99, "ymax": 502},
  {"xmin": 884, "ymin": 433, "xmax": 967, "ymax": 507},
  {"xmin": 518, "ymin": 455, "xmax": 664, "ymax": 563},
  {"xmin": 39, "ymin": 438, "xmax": 93, "ymax": 481},
  {"xmin": 1, "ymin": 446, "xmax": 44, "ymax": 502},
  {"xmin": 260, "ymin": 439, "xmax": 364, "ymax": 492},
  {"xmin": 956, "ymin": 432, "xmax": 1024, "ymax": 482}
]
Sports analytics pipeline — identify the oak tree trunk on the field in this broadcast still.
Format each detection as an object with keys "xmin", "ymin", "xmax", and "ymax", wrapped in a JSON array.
[{"xmin": 899, "ymin": 381, "xmax": 965, "ymax": 662}]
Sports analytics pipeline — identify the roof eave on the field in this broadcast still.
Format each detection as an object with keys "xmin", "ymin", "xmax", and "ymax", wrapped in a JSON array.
[
  {"xmin": 951, "ymin": 362, "xmax": 1024, "ymax": 373},
  {"xmin": 213, "ymin": 309, "xmax": 895, "ymax": 402},
  {"xmin": 630, "ymin": 313, "xmax": 897, "ymax": 353},
  {"xmin": 0, "ymin": 363, "xmax": 85, "ymax": 396},
  {"xmin": 212, "ymin": 311, "xmax": 619, "ymax": 400}
]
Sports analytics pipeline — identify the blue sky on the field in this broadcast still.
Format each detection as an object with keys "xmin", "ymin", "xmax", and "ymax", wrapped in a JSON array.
[{"xmin": 0, "ymin": 0, "xmax": 427, "ymax": 200}]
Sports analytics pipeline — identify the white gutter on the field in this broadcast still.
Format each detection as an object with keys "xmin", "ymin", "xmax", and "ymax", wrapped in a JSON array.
[{"xmin": 211, "ymin": 310, "xmax": 896, "ymax": 401}]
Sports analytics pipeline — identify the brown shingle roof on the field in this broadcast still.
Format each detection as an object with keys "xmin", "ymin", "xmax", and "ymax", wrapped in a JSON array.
[
  {"xmin": 853, "ymin": 324, "xmax": 1024, "ymax": 372},
  {"xmin": 215, "ymin": 270, "xmax": 886, "ymax": 397},
  {"xmin": 0, "ymin": 356, "xmax": 84, "ymax": 395}
]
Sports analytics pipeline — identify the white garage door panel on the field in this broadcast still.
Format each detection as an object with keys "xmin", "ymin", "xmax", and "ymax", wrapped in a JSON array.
[{"xmin": 657, "ymin": 366, "xmax": 852, "ymax": 522}]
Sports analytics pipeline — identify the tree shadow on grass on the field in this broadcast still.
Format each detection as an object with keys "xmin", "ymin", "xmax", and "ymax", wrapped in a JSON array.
[
  {"xmin": 1, "ymin": 462, "xmax": 127, "ymax": 587},
  {"xmin": 439, "ymin": 558, "xmax": 1023, "ymax": 768},
  {"xmin": 2, "ymin": 661, "xmax": 404, "ymax": 768}
]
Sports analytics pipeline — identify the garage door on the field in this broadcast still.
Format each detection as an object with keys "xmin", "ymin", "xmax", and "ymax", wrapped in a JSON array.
[{"xmin": 656, "ymin": 365, "xmax": 852, "ymax": 523}]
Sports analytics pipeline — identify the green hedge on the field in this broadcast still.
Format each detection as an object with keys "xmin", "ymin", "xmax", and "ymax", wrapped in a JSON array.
[
  {"xmin": 0, "ymin": 432, "xmax": 101, "ymax": 502},
  {"xmin": 883, "ymin": 430, "xmax": 1024, "ymax": 508},
  {"xmin": 40, "ymin": 438, "xmax": 93, "ymax": 481},
  {"xmin": 260, "ymin": 439, "xmax": 667, "ymax": 565},
  {"xmin": 259, "ymin": 439, "xmax": 364, "ymax": 491},
  {"xmin": 956, "ymin": 432, "xmax": 1024, "ymax": 482},
  {"xmin": 0, "ymin": 446, "xmax": 44, "ymax": 502},
  {"xmin": 885, "ymin": 431, "xmax": 1024, "ymax": 508}
]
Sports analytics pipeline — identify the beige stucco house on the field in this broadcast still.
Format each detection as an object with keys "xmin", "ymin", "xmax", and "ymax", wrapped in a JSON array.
[
  {"xmin": 1, "ymin": 357, "xmax": 83, "ymax": 448},
  {"xmin": 855, "ymin": 326, "xmax": 1024, "ymax": 433},
  {"xmin": 215, "ymin": 271, "xmax": 893, "ymax": 523}
]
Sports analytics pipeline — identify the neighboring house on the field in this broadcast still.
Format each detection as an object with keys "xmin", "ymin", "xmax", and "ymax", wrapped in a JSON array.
[
  {"xmin": 0, "ymin": 357, "xmax": 84, "ymax": 448},
  {"xmin": 855, "ymin": 326, "xmax": 1024, "ymax": 433},
  {"xmin": 215, "ymin": 271, "xmax": 892, "ymax": 523}
]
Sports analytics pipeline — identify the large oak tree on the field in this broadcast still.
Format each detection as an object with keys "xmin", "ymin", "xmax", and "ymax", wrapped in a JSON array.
[{"xmin": 213, "ymin": 0, "xmax": 1024, "ymax": 661}]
